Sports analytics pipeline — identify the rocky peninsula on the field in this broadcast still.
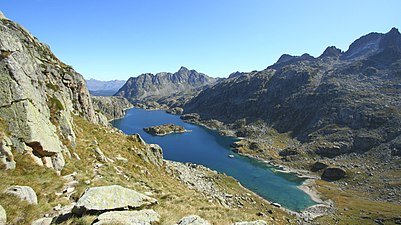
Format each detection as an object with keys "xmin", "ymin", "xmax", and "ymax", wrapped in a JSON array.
[{"xmin": 143, "ymin": 124, "xmax": 190, "ymax": 136}]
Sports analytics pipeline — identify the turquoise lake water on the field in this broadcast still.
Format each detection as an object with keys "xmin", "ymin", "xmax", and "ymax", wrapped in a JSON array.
[{"xmin": 112, "ymin": 108, "xmax": 316, "ymax": 212}]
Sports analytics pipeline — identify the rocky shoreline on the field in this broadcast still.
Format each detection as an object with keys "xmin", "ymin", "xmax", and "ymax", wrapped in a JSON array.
[{"xmin": 177, "ymin": 113, "xmax": 337, "ymax": 218}]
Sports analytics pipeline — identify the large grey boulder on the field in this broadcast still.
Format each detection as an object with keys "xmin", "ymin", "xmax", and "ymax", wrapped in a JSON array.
[
  {"xmin": 72, "ymin": 185, "xmax": 157, "ymax": 216},
  {"xmin": 174, "ymin": 215, "xmax": 211, "ymax": 225},
  {"xmin": 31, "ymin": 217, "xmax": 53, "ymax": 225},
  {"xmin": 5, "ymin": 186, "xmax": 38, "ymax": 205},
  {"xmin": 0, "ymin": 205, "xmax": 6, "ymax": 225},
  {"xmin": 231, "ymin": 221, "xmax": 268, "ymax": 225},
  {"xmin": 93, "ymin": 209, "xmax": 160, "ymax": 225}
]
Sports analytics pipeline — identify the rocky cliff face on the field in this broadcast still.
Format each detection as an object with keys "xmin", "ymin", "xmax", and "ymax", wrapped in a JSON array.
[
  {"xmin": 115, "ymin": 66, "xmax": 217, "ymax": 105},
  {"xmin": 0, "ymin": 15, "xmax": 105, "ymax": 170},
  {"xmin": 92, "ymin": 96, "xmax": 133, "ymax": 120},
  {"xmin": 185, "ymin": 28, "xmax": 401, "ymax": 158}
]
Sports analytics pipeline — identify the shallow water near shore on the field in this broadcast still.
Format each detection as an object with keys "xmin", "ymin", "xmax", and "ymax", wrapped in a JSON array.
[{"xmin": 112, "ymin": 108, "xmax": 316, "ymax": 212}]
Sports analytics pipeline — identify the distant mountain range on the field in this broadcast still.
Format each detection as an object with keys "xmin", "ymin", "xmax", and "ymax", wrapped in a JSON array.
[
  {"xmin": 115, "ymin": 66, "xmax": 217, "ymax": 106},
  {"xmin": 185, "ymin": 28, "xmax": 401, "ymax": 158},
  {"xmin": 86, "ymin": 79, "xmax": 126, "ymax": 96}
]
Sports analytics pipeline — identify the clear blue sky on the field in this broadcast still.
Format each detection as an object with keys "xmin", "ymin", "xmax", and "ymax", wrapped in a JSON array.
[{"xmin": 1, "ymin": 0, "xmax": 400, "ymax": 80}]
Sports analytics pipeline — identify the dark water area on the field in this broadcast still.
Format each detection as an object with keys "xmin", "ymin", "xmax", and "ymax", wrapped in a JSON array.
[{"xmin": 112, "ymin": 108, "xmax": 316, "ymax": 212}]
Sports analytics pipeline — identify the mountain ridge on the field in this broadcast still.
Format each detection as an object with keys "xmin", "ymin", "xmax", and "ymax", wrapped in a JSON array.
[
  {"xmin": 115, "ymin": 66, "xmax": 217, "ymax": 106},
  {"xmin": 184, "ymin": 27, "xmax": 401, "ymax": 158}
]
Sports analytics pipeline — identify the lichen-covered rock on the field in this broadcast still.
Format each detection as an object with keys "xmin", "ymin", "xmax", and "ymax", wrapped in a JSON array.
[
  {"xmin": 0, "ymin": 205, "xmax": 6, "ymax": 225},
  {"xmin": 0, "ymin": 18, "xmax": 103, "ymax": 170},
  {"xmin": 231, "ymin": 221, "xmax": 268, "ymax": 225},
  {"xmin": 5, "ymin": 185, "xmax": 38, "ymax": 205},
  {"xmin": 321, "ymin": 167, "xmax": 346, "ymax": 181},
  {"xmin": 130, "ymin": 134, "xmax": 163, "ymax": 167},
  {"xmin": 72, "ymin": 185, "xmax": 157, "ymax": 216},
  {"xmin": 94, "ymin": 209, "xmax": 160, "ymax": 225},
  {"xmin": 0, "ymin": 134, "xmax": 15, "ymax": 170},
  {"xmin": 174, "ymin": 215, "xmax": 211, "ymax": 225}
]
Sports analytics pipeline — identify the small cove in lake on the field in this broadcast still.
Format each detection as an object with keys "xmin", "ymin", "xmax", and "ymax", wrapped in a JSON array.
[{"xmin": 112, "ymin": 108, "xmax": 316, "ymax": 212}]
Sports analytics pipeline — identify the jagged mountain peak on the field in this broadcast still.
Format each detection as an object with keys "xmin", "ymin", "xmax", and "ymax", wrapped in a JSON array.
[
  {"xmin": 379, "ymin": 27, "xmax": 401, "ymax": 50},
  {"xmin": 341, "ymin": 28, "xmax": 399, "ymax": 60},
  {"xmin": 178, "ymin": 66, "xmax": 190, "ymax": 73},
  {"xmin": 319, "ymin": 46, "xmax": 343, "ymax": 58}
]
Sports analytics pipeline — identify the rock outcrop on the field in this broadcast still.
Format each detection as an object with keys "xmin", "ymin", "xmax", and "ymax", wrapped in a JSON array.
[
  {"xmin": 130, "ymin": 134, "xmax": 163, "ymax": 167},
  {"xmin": 94, "ymin": 209, "xmax": 160, "ymax": 225},
  {"xmin": 184, "ymin": 28, "xmax": 401, "ymax": 159},
  {"xmin": 0, "ymin": 205, "xmax": 6, "ymax": 225},
  {"xmin": 143, "ymin": 124, "xmax": 190, "ymax": 136},
  {"xmin": 72, "ymin": 185, "xmax": 158, "ymax": 216},
  {"xmin": 321, "ymin": 167, "xmax": 346, "ymax": 181},
  {"xmin": 91, "ymin": 96, "xmax": 133, "ymax": 120},
  {"xmin": 0, "ymin": 134, "xmax": 15, "ymax": 170},
  {"xmin": 0, "ymin": 16, "xmax": 104, "ymax": 171},
  {"xmin": 174, "ymin": 215, "xmax": 211, "ymax": 225},
  {"xmin": 31, "ymin": 217, "xmax": 53, "ymax": 225},
  {"xmin": 115, "ymin": 66, "xmax": 217, "ymax": 106},
  {"xmin": 5, "ymin": 186, "xmax": 38, "ymax": 205},
  {"xmin": 310, "ymin": 162, "xmax": 328, "ymax": 172}
]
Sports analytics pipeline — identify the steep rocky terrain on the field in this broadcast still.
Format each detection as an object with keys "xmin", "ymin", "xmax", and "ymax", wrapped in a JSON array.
[
  {"xmin": 0, "ymin": 12, "xmax": 292, "ymax": 225},
  {"xmin": 115, "ymin": 66, "xmax": 217, "ymax": 107},
  {"xmin": 91, "ymin": 96, "xmax": 133, "ymax": 120},
  {"xmin": 185, "ymin": 28, "xmax": 401, "ymax": 159},
  {"xmin": 0, "ymin": 15, "xmax": 108, "ymax": 172},
  {"xmin": 183, "ymin": 28, "xmax": 401, "ymax": 224},
  {"xmin": 86, "ymin": 79, "xmax": 125, "ymax": 96}
]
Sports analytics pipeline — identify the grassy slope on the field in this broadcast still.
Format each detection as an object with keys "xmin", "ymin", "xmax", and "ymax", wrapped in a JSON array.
[{"xmin": 0, "ymin": 116, "xmax": 293, "ymax": 225}]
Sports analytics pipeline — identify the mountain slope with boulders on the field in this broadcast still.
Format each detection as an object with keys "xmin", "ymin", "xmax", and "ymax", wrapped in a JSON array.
[
  {"xmin": 115, "ymin": 66, "xmax": 217, "ymax": 107},
  {"xmin": 0, "ymin": 12, "xmax": 292, "ymax": 225},
  {"xmin": 185, "ymin": 28, "xmax": 401, "ymax": 159}
]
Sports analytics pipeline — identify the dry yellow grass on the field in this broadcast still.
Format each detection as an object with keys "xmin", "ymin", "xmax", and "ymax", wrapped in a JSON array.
[
  {"xmin": 315, "ymin": 180, "xmax": 401, "ymax": 225},
  {"xmin": 0, "ymin": 116, "xmax": 293, "ymax": 224}
]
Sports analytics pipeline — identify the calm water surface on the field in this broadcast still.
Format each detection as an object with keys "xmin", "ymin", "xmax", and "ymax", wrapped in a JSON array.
[{"xmin": 112, "ymin": 108, "xmax": 316, "ymax": 212}]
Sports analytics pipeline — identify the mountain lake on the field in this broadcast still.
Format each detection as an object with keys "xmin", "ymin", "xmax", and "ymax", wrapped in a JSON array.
[{"xmin": 112, "ymin": 108, "xmax": 316, "ymax": 212}]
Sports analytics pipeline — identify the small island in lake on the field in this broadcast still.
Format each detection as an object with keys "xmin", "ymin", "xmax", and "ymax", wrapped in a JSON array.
[{"xmin": 143, "ymin": 124, "xmax": 191, "ymax": 136}]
